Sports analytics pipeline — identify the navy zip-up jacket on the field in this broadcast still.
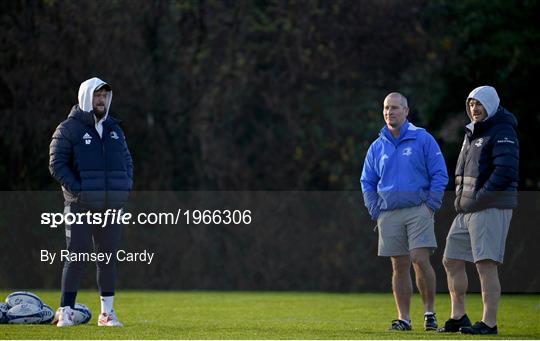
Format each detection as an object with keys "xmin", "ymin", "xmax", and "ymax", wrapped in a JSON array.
[
  {"xmin": 455, "ymin": 87, "xmax": 519, "ymax": 213},
  {"xmin": 49, "ymin": 79, "xmax": 133, "ymax": 210}
]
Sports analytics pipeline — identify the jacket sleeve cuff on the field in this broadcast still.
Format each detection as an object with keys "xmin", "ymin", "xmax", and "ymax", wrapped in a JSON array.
[
  {"xmin": 66, "ymin": 181, "xmax": 82, "ymax": 194},
  {"xmin": 369, "ymin": 206, "xmax": 380, "ymax": 220}
]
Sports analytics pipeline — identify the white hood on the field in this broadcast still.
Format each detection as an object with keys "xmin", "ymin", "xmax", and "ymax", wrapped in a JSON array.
[
  {"xmin": 77, "ymin": 77, "xmax": 113, "ymax": 117},
  {"xmin": 466, "ymin": 85, "xmax": 500, "ymax": 121}
]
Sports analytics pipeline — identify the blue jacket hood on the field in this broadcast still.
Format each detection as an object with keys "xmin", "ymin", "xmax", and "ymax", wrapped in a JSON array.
[{"xmin": 380, "ymin": 120, "xmax": 412, "ymax": 143}]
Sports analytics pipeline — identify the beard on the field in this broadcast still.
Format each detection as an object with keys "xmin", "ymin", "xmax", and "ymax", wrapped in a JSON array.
[{"xmin": 93, "ymin": 106, "xmax": 106, "ymax": 119}]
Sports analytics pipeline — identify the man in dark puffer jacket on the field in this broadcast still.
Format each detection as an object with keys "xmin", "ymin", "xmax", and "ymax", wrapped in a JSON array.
[
  {"xmin": 439, "ymin": 86, "xmax": 518, "ymax": 335},
  {"xmin": 49, "ymin": 77, "xmax": 132, "ymax": 327}
]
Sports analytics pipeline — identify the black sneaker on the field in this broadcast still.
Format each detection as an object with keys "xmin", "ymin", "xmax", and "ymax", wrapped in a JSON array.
[
  {"xmin": 460, "ymin": 321, "xmax": 498, "ymax": 335},
  {"xmin": 437, "ymin": 314, "xmax": 472, "ymax": 332},
  {"xmin": 389, "ymin": 319, "xmax": 412, "ymax": 331},
  {"xmin": 424, "ymin": 313, "xmax": 438, "ymax": 331}
]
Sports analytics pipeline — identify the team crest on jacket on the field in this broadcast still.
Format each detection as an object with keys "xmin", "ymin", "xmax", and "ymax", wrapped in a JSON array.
[
  {"xmin": 474, "ymin": 138, "xmax": 484, "ymax": 147},
  {"xmin": 110, "ymin": 131, "xmax": 119, "ymax": 139},
  {"xmin": 83, "ymin": 133, "xmax": 92, "ymax": 145},
  {"xmin": 402, "ymin": 147, "xmax": 412, "ymax": 156}
]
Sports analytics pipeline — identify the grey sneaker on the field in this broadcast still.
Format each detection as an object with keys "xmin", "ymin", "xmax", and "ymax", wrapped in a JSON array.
[
  {"xmin": 389, "ymin": 319, "xmax": 412, "ymax": 331},
  {"xmin": 424, "ymin": 313, "xmax": 438, "ymax": 331}
]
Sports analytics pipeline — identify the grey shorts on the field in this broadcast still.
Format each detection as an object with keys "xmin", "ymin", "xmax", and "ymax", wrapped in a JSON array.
[
  {"xmin": 376, "ymin": 204, "xmax": 437, "ymax": 257},
  {"xmin": 444, "ymin": 208, "xmax": 512, "ymax": 264}
]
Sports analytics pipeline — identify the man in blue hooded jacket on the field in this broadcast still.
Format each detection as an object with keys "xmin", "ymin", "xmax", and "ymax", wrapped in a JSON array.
[
  {"xmin": 361, "ymin": 92, "xmax": 448, "ymax": 331},
  {"xmin": 439, "ymin": 86, "xmax": 518, "ymax": 335},
  {"xmin": 49, "ymin": 77, "xmax": 133, "ymax": 327}
]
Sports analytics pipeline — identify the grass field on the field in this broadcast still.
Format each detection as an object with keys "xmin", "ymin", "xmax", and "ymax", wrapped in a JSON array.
[{"xmin": 0, "ymin": 291, "xmax": 539, "ymax": 339}]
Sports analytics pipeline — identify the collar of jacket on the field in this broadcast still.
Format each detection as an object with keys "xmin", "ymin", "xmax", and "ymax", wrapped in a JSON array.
[
  {"xmin": 465, "ymin": 106, "xmax": 507, "ymax": 137},
  {"xmin": 68, "ymin": 105, "xmax": 120, "ymax": 128},
  {"xmin": 380, "ymin": 121, "xmax": 417, "ymax": 144}
]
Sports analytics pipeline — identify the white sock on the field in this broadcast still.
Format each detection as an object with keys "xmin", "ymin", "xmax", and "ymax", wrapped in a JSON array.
[
  {"xmin": 425, "ymin": 311, "xmax": 435, "ymax": 316},
  {"xmin": 100, "ymin": 296, "xmax": 114, "ymax": 314}
]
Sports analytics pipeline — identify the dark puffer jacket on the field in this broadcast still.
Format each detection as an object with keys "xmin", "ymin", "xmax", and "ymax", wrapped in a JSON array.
[
  {"xmin": 49, "ymin": 105, "xmax": 133, "ymax": 210},
  {"xmin": 454, "ymin": 107, "xmax": 519, "ymax": 213}
]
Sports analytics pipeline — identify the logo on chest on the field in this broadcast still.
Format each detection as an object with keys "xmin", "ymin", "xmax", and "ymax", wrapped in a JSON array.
[
  {"xmin": 497, "ymin": 137, "xmax": 515, "ymax": 144},
  {"xmin": 110, "ymin": 131, "xmax": 120, "ymax": 140},
  {"xmin": 402, "ymin": 147, "xmax": 413, "ymax": 156},
  {"xmin": 83, "ymin": 133, "xmax": 92, "ymax": 145},
  {"xmin": 474, "ymin": 138, "xmax": 484, "ymax": 147}
]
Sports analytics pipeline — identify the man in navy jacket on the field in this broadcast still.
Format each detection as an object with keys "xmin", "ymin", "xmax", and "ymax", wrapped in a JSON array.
[
  {"xmin": 439, "ymin": 86, "xmax": 518, "ymax": 335},
  {"xmin": 361, "ymin": 92, "xmax": 448, "ymax": 331},
  {"xmin": 49, "ymin": 77, "xmax": 133, "ymax": 327}
]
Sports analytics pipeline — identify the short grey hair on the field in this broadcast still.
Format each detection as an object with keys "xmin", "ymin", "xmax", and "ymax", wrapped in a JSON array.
[{"xmin": 385, "ymin": 92, "xmax": 408, "ymax": 108}]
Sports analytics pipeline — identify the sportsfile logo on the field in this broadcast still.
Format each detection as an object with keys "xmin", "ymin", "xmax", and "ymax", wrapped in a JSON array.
[{"xmin": 41, "ymin": 209, "xmax": 129, "ymax": 228}]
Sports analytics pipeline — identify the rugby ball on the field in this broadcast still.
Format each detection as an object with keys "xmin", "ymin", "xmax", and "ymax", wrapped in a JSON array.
[
  {"xmin": 40, "ymin": 304, "xmax": 54, "ymax": 324},
  {"xmin": 5, "ymin": 291, "xmax": 43, "ymax": 309},
  {"xmin": 72, "ymin": 303, "xmax": 92, "ymax": 324},
  {"xmin": 0, "ymin": 302, "xmax": 9, "ymax": 323},
  {"xmin": 7, "ymin": 303, "xmax": 43, "ymax": 324}
]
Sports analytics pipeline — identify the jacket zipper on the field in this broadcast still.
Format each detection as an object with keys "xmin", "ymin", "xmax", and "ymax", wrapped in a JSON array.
[
  {"xmin": 103, "ymin": 129, "xmax": 108, "ymax": 209},
  {"xmin": 96, "ymin": 126, "xmax": 108, "ymax": 209},
  {"xmin": 458, "ymin": 134, "xmax": 472, "ymax": 210}
]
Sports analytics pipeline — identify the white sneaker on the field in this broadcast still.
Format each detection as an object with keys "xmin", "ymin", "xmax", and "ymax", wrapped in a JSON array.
[
  {"xmin": 53, "ymin": 306, "xmax": 75, "ymax": 327},
  {"xmin": 97, "ymin": 310, "xmax": 123, "ymax": 327}
]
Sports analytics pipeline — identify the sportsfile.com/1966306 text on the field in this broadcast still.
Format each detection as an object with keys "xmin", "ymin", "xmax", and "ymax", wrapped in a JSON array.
[{"xmin": 41, "ymin": 209, "xmax": 253, "ymax": 228}]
